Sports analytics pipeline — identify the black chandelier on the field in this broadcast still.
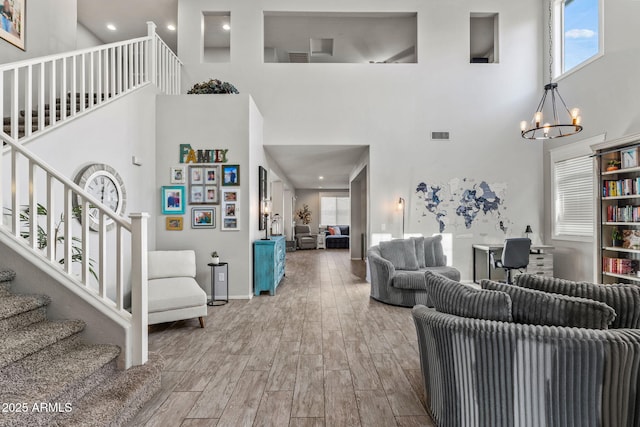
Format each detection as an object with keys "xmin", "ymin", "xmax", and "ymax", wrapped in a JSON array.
[{"xmin": 520, "ymin": 0, "xmax": 583, "ymax": 140}]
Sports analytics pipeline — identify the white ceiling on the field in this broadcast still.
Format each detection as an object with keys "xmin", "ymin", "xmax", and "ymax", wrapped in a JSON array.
[{"xmin": 265, "ymin": 146, "xmax": 368, "ymax": 190}]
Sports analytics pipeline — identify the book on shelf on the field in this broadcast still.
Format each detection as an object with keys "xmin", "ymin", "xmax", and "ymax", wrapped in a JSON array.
[
  {"xmin": 603, "ymin": 256, "xmax": 636, "ymax": 275},
  {"xmin": 602, "ymin": 178, "xmax": 640, "ymax": 197},
  {"xmin": 623, "ymin": 230, "xmax": 640, "ymax": 249},
  {"xmin": 606, "ymin": 205, "xmax": 640, "ymax": 222}
]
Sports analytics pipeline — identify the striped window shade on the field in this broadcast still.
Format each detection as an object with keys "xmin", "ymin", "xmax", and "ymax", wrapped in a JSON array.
[{"xmin": 553, "ymin": 155, "xmax": 594, "ymax": 237}]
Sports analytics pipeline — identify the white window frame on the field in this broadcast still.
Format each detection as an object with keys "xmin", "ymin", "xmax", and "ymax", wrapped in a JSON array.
[
  {"xmin": 553, "ymin": 0, "xmax": 604, "ymax": 80},
  {"xmin": 550, "ymin": 134, "xmax": 603, "ymax": 242}
]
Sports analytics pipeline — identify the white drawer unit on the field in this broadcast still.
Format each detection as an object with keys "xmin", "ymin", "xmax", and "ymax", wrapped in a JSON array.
[{"xmin": 524, "ymin": 252, "xmax": 554, "ymax": 277}]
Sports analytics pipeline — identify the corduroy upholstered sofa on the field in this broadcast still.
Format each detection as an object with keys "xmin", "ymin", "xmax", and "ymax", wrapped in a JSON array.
[
  {"xmin": 413, "ymin": 272, "xmax": 640, "ymax": 427},
  {"xmin": 367, "ymin": 235, "xmax": 460, "ymax": 307}
]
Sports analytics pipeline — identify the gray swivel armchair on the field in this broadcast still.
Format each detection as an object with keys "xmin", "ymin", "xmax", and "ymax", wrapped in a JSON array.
[
  {"xmin": 491, "ymin": 237, "xmax": 531, "ymax": 284},
  {"xmin": 295, "ymin": 225, "xmax": 317, "ymax": 250}
]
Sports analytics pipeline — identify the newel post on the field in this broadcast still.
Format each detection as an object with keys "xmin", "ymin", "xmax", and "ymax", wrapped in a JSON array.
[
  {"xmin": 130, "ymin": 212, "xmax": 149, "ymax": 367},
  {"xmin": 147, "ymin": 21, "xmax": 157, "ymax": 86}
]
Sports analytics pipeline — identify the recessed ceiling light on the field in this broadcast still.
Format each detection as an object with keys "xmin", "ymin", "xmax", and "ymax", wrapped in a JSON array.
[
  {"xmin": 167, "ymin": 24, "xmax": 176, "ymax": 31},
  {"xmin": 222, "ymin": 23, "xmax": 231, "ymax": 31},
  {"xmin": 107, "ymin": 24, "xmax": 116, "ymax": 31},
  {"xmin": 319, "ymin": 176, "xmax": 324, "ymax": 180}
]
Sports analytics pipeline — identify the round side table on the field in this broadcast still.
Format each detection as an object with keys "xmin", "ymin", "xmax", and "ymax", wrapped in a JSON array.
[{"xmin": 207, "ymin": 262, "xmax": 229, "ymax": 306}]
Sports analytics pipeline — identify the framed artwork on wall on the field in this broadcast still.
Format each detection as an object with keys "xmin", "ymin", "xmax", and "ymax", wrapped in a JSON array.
[
  {"xmin": 205, "ymin": 185, "xmax": 218, "ymax": 203},
  {"xmin": 166, "ymin": 216, "xmax": 183, "ymax": 231},
  {"xmin": 170, "ymin": 166, "xmax": 186, "ymax": 184},
  {"xmin": 190, "ymin": 166, "xmax": 204, "ymax": 185},
  {"xmin": 222, "ymin": 164, "xmax": 240, "ymax": 186},
  {"xmin": 221, "ymin": 189, "xmax": 240, "ymax": 230},
  {"xmin": 258, "ymin": 166, "xmax": 267, "ymax": 230},
  {"xmin": 204, "ymin": 166, "xmax": 219, "ymax": 185},
  {"xmin": 0, "ymin": 0, "xmax": 25, "ymax": 51},
  {"xmin": 192, "ymin": 207, "xmax": 216, "ymax": 228},
  {"xmin": 190, "ymin": 185, "xmax": 204, "ymax": 204},
  {"xmin": 621, "ymin": 148, "xmax": 639, "ymax": 169},
  {"xmin": 161, "ymin": 186, "xmax": 185, "ymax": 214}
]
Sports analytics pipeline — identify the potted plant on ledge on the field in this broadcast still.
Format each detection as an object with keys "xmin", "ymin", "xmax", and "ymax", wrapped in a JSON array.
[
  {"xmin": 612, "ymin": 229, "xmax": 623, "ymax": 247},
  {"xmin": 211, "ymin": 251, "xmax": 220, "ymax": 264}
]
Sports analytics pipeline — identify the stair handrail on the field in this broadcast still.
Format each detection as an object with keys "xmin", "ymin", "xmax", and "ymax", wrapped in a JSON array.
[
  {"xmin": 0, "ymin": 21, "xmax": 182, "ymax": 142},
  {"xmin": 0, "ymin": 131, "xmax": 149, "ymax": 367}
]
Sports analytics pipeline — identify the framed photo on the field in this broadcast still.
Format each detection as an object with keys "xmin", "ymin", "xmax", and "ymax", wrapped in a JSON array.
[
  {"xmin": 259, "ymin": 166, "xmax": 267, "ymax": 230},
  {"xmin": 190, "ymin": 185, "xmax": 204, "ymax": 204},
  {"xmin": 170, "ymin": 166, "xmax": 186, "ymax": 184},
  {"xmin": 221, "ymin": 189, "xmax": 240, "ymax": 230},
  {"xmin": 190, "ymin": 166, "xmax": 204, "ymax": 185},
  {"xmin": 204, "ymin": 166, "xmax": 219, "ymax": 185},
  {"xmin": 191, "ymin": 207, "xmax": 216, "ymax": 228},
  {"xmin": 161, "ymin": 186, "xmax": 185, "ymax": 214},
  {"xmin": 166, "ymin": 216, "xmax": 183, "ymax": 231},
  {"xmin": 0, "ymin": 0, "xmax": 25, "ymax": 51},
  {"xmin": 222, "ymin": 164, "xmax": 240, "ymax": 186},
  {"xmin": 205, "ymin": 185, "xmax": 218, "ymax": 203},
  {"xmin": 621, "ymin": 148, "xmax": 639, "ymax": 169}
]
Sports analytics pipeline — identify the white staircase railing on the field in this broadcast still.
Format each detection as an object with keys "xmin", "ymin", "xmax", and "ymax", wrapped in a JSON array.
[
  {"xmin": 0, "ymin": 132, "xmax": 149, "ymax": 368},
  {"xmin": 0, "ymin": 22, "xmax": 181, "ymax": 143}
]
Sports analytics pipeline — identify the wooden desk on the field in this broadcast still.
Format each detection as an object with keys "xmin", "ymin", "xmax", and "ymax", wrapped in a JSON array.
[{"xmin": 473, "ymin": 243, "xmax": 554, "ymax": 283}]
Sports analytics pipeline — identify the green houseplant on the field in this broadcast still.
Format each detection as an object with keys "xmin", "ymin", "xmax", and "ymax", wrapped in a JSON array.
[
  {"xmin": 211, "ymin": 251, "xmax": 220, "ymax": 264},
  {"xmin": 612, "ymin": 228, "xmax": 623, "ymax": 247},
  {"xmin": 187, "ymin": 79, "xmax": 239, "ymax": 94}
]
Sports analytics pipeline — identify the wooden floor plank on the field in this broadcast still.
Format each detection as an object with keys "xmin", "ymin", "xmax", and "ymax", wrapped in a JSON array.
[{"xmin": 133, "ymin": 249, "xmax": 435, "ymax": 427}]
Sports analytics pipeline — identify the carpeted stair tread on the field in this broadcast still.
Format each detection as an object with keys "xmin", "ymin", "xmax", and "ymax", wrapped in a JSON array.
[
  {"xmin": 0, "ymin": 294, "xmax": 51, "ymax": 321},
  {"xmin": 0, "ymin": 342, "xmax": 120, "ymax": 402},
  {"xmin": 0, "ymin": 319, "xmax": 85, "ymax": 369},
  {"xmin": 52, "ymin": 352, "xmax": 164, "ymax": 427}
]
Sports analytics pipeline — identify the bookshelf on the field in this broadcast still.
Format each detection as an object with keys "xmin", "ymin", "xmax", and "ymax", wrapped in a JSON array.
[{"xmin": 596, "ymin": 136, "xmax": 640, "ymax": 284}]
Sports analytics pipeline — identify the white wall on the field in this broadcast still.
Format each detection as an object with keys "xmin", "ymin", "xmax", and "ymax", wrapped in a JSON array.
[
  {"xmin": 155, "ymin": 94, "xmax": 264, "ymax": 299},
  {"xmin": 178, "ymin": 0, "xmax": 544, "ymax": 281},
  {"xmin": 0, "ymin": 0, "xmax": 77, "ymax": 63},
  {"xmin": 543, "ymin": 0, "xmax": 640, "ymax": 281}
]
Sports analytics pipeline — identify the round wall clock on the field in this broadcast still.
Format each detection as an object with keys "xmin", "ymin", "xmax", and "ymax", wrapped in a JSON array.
[{"xmin": 73, "ymin": 163, "xmax": 127, "ymax": 231}]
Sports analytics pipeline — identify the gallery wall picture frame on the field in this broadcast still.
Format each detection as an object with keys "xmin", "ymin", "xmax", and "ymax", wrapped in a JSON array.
[
  {"xmin": 192, "ymin": 207, "xmax": 216, "ymax": 228},
  {"xmin": 190, "ymin": 166, "xmax": 204, "ymax": 185},
  {"xmin": 205, "ymin": 185, "xmax": 218, "ymax": 203},
  {"xmin": 221, "ymin": 189, "xmax": 240, "ymax": 230},
  {"xmin": 166, "ymin": 216, "xmax": 183, "ymax": 231},
  {"xmin": 190, "ymin": 185, "xmax": 205, "ymax": 204},
  {"xmin": 170, "ymin": 166, "xmax": 186, "ymax": 184},
  {"xmin": 0, "ymin": 0, "xmax": 25, "ymax": 51},
  {"xmin": 161, "ymin": 185, "xmax": 186, "ymax": 214},
  {"xmin": 204, "ymin": 166, "xmax": 219, "ymax": 185},
  {"xmin": 258, "ymin": 166, "xmax": 267, "ymax": 230},
  {"xmin": 222, "ymin": 164, "xmax": 240, "ymax": 186}
]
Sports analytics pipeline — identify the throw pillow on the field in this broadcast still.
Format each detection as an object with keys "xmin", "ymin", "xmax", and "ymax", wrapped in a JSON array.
[
  {"xmin": 328, "ymin": 227, "xmax": 336, "ymax": 235},
  {"xmin": 424, "ymin": 271, "xmax": 513, "ymax": 322},
  {"xmin": 379, "ymin": 239, "xmax": 420, "ymax": 271},
  {"xmin": 514, "ymin": 274, "xmax": 640, "ymax": 329},
  {"xmin": 481, "ymin": 280, "xmax": 615, "ymax": 329},
  {"xmin": 332, "ymin": 226, "xmax": 342, "ymax": 236},
  {"xmin": 411, "ymin": 236, "xmax": 426, "ymax": 268},
  {"xmin": 422, "ymin": 236, "xmax": 438, "ymax": 267},
  {"xmin": 432, "ymin": 234, "xmax": 446, "ymax": 266}
]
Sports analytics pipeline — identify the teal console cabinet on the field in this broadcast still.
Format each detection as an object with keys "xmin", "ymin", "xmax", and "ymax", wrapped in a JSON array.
[{"xmin": 254, "ymin": 236, "xmax": 286, "ymax": 296}]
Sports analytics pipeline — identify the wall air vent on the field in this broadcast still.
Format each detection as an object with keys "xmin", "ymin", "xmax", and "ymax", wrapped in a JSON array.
[
  {"xmin": 431, "ymin": 131, "xmax": 451, "ymax": 141},
  {"xmin": 288, "ymin": 52, "xmax": 310, "ymax": 63}
]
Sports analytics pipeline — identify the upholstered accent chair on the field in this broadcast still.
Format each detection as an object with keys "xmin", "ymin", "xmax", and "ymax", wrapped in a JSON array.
[
  {"xmin": 294, "ymin": 225, "xmax": 316, "ymax": 250},
  {"xmin": 367, "ymin": 235, "xmax": 460, "ymax": 307},
  {"xmin": 413, "ymin": 272, "xmax": 640, "ymax": 427},
  {"xmin": 147, "ymin": 250, "xmax": 208, "ymax": 328}
]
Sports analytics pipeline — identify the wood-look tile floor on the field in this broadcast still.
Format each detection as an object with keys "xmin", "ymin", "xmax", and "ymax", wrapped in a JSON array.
[{"xmin": 128, "ymin": 249, "xmax": 435, "ymax": 427}]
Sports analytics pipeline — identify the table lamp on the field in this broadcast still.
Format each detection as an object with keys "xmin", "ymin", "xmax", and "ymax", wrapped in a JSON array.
[
  {"xmin": 525, "ymin": 225, "xmax": 533, "ymax": 240},
  {"xmin": 261, "ymin": 199, "xmax": 271, "ymax": 240}
]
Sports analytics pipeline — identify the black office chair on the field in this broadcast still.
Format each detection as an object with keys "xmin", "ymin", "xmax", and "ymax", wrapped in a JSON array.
[{"xmin": 491, "ymin": 238, "xmax": 531, "ymax": 284}]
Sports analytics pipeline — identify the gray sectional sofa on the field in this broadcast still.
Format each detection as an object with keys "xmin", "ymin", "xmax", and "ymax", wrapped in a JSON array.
[
  {"xmin": 367, "ymin": 235, "xmax": 460, "ymax": 307},
  {"xmin": 413, "ymin": 272, "xmax": 640, "ymax": 427}
]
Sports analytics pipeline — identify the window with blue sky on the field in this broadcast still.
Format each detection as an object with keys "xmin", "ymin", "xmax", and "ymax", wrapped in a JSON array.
[{"xmin": 563, "ymin": 0, "xmax": 600, "ymax": 73}]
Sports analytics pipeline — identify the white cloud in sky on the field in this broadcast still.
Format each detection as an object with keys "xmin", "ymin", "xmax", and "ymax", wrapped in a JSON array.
[{"xmin": 565, "ymin": 29, "xmax": 596, "ymax": 39}]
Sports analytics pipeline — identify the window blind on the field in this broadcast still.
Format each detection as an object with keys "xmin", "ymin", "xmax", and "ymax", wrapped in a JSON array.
[
  {"xmin": 554, "ymin": 155, "xmax": 593, "ymax": 236},
  {"xmin": 321, "ymin": 196, "xmax": 350, "ymax": 225}
]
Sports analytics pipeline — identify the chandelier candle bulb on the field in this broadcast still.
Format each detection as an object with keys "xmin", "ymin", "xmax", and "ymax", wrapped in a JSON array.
[
  {"xmin": 520, "ymin": 121, "xmax": 528, "ymax": 132},
  {"xmin": 534, "ymin": 112, "xmax": 543, "ymax": 127}
]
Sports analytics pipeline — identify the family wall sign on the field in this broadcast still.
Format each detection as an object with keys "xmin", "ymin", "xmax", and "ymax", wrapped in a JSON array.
[{"xmin": 179, "ymin": 144, "xmax": 229, "ymax": 163}]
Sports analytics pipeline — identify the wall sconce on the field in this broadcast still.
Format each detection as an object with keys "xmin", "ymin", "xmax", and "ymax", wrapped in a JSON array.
[{"xmin": 398, "ymin": 197, "xmax": 405, "ymax": 238}]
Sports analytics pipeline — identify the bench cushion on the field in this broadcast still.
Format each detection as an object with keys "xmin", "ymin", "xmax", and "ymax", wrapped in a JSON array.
[{"xmin": 148, "ymin": 277, "xmax": 206, "ymax": 313}]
